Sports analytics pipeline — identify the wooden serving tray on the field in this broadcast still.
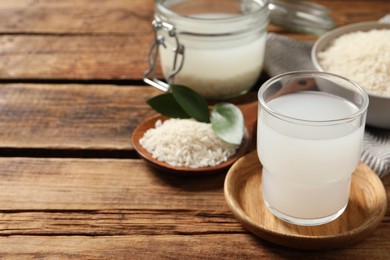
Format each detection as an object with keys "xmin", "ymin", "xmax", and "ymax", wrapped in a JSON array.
[{"xmin": 224, "ymin": 151, "xmax": 387, "ymax": 250}]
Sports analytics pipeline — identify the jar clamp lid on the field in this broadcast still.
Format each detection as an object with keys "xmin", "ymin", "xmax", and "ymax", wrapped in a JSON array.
[{"xmin": 143, "ymin": 16, "xmax": 184, "ymax": 92}]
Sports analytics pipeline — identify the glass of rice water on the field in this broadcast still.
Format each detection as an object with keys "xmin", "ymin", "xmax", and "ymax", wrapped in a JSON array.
[{"xmin": 257, "ymin": 71, "xmax": 369, "ymax": 226}]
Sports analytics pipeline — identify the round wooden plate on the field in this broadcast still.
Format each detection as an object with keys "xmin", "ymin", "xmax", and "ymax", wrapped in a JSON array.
[
  {"xmin": 224, "ymin": 150, "xmax": 387, "ymax": 250},
  {"xmin": 131, "ymin": 114, "xmax": 251, "ymax": 175}
]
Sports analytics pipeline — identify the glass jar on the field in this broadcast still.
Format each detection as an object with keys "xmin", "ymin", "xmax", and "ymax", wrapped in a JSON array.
[{"xmin": 144, "ymin": 0, "xmax": 270, "ymax": 100}]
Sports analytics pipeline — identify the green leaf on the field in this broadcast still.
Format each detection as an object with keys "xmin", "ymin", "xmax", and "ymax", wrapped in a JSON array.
[
  {"xmin": 210, "ymin": 103, "xmax": 244, "ymax": 145},
  {"xmin": 147, "ymin": 93, "xmax": 190, "ymax": 119},
  {"xmin": 170, "ymin": 84, "xmax": 210, "ymax": 123}
]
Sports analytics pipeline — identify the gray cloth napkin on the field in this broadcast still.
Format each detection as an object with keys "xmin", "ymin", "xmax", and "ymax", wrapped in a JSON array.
[{"xmin": 264, "ymin": 15, "xmax": 390, "ymax": 178}]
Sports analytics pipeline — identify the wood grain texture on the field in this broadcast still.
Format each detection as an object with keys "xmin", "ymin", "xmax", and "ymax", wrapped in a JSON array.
[
  {"xmin": 1, "ymin": 233, "xmax": 390, "ymax": 259},
  {"xmin": 0, "ymin": 0, "xmax": 156, "ymax": 80},
  {"xmin": 0, "ymin": 158, "xmax": 228, "ymax": 210},
  {"xmin": 0, "ymin": 84, "xmax": 257, "ymax": 151},
  {"xmin": 0, "ymin": 35, "xmax": 153, "ymax": 80},
  {"xmin": 0, "ymin": 158, "xmax": 388, "ymax": 258},
  {"xmin": 0, "ymin": 0, "xmax": 388, "ymax": 80},
  {"xmin": 315, "ymin": 0, "xmax": 390, "ymax": 25},
  {"xmin": 0, "ymin": 210, "xmax": 244, "ymax": 236},
  {"xmin": 0, "ymin": 84, "xmax": 160, "ymax": 150},
  {"xmin": 0, "ymin": 0, "xmax": 386, "ymax": 34},
  {"xmin": 0, "ymin": 0, "xmax": 154, "ymax": 34}
]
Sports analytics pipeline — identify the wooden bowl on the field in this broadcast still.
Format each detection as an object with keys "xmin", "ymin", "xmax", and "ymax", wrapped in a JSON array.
[
  {"xmin": 131, "ymin": 114, "xmax": 251, "ymax": 175},
  {"xmin": 224, "ymin": 151, "xmax": 387, "ymax": 250}
]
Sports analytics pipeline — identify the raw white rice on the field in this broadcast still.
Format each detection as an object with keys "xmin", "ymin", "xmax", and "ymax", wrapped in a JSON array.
[
  {"xmin": 140, "ymin": 118, "xmax": 239, "ymax": 168},
  {"xmin": 318, "ymin": 29, "xmax": 390, "ymax": 97}
]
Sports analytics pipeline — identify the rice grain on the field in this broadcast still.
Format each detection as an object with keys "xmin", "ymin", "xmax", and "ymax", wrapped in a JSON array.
[
  {"xmin": 318, "ymin": 29, "xmax": 390, "ymax": 96},
  {"xmin": 140, "ymin": 118, "xmax": 239, "ymax": 168}
]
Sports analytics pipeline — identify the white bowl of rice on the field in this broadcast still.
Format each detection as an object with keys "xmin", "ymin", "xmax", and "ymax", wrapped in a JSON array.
[{"xmin": 311, "ymin": 21, "xmax": 390, "ymax": 129}]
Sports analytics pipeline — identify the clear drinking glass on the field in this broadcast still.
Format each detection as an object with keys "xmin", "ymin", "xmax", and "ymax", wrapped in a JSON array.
[{"xmin": 257, "ymin": 71, "xmax": 369, "ymax": 226}]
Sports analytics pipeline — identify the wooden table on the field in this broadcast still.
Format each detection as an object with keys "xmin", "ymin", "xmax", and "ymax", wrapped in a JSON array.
[{"xmin": 0, "ymin": 0, "xmax": 389, "ymax": 258}]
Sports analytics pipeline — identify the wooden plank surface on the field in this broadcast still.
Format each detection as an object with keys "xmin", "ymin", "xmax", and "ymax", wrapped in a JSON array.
[
  {"xmin": 0, "ymin": 0, "xmax": 386, "ymax": 34},
  {"xmin": 0, "ymin": 0, "xmax": 388, "ymax": 80},
  {"xmin": 0, "ymin": 0, "xmax": 156, "ymax": 80},
  {"xmin": 0, "ymin": 84, "xmax": 159, "ymax": 150},
  {"xmin": 0, "ymin": 158, "xmax": 388, "ymax": 258},
  {"xmin": 1, "ymin": 233, "xmax": 390, "ymax": 259},
  {"xmin": 0, "ymin": 84, "xmax": 258, "ymax": 151},
  {"xmin": 0, "ymin": 35, "xmax": 154, "ymax": 80},
  {"xmin": 0, "ymin": 158, "xmax": 228, "ymax": 210},
  {"xmin": 0, "ymin": 0, "xmax": 154, "ymax": 34},
  {"xmin": 0, "ymin": 0, "xmax": 389, "ymax": 258}
]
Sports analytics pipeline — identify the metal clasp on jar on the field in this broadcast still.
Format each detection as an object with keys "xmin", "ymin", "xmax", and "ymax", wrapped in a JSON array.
[{"xmin": 143, "ymin": 16, "xmax": 185, "ymax": 92}]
